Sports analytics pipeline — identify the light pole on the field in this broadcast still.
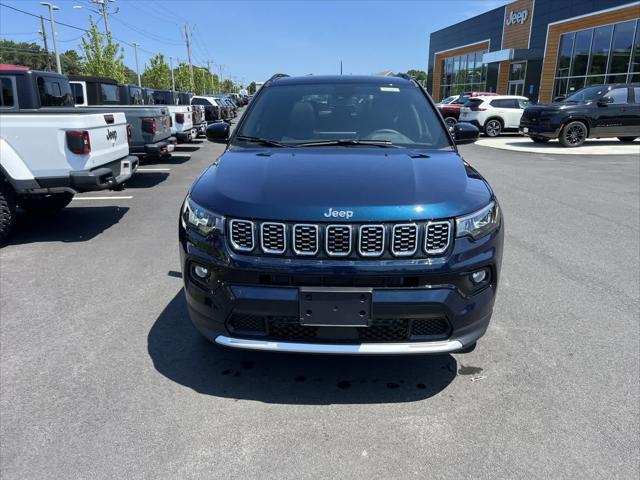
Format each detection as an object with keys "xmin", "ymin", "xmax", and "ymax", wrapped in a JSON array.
[
  {"xmin": 132, "ymin": 42, "xmax": 141, "ymax": 87},
  {"xmin": 40, "ymin": 3, "xmax": 61, "ymax": 74},
  {"xmin": 169, "ymin": 56, "xmax": 176, "ymax": 92}
]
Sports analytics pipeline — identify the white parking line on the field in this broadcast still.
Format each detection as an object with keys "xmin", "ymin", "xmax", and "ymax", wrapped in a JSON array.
[
  {"xmin": 72, "ymin": 196, "xmax": 133, "ymax": 200},
  {"xmin": 137, "ymin": 168, "xmax": 171, "ymax": 172}
]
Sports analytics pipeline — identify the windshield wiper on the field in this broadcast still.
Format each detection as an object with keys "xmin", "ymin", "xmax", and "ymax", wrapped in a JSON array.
[
  {"xmin": 295, "ymin": 139, "xmax": 400, "ymax": 148},
  {"xmin": 235, "ymin": 135, "xmax": 288, "ymax": 147}
]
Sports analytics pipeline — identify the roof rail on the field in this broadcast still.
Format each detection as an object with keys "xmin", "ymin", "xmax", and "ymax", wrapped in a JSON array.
[{"xmin": 264, "ymin": 73, "xmax": 289, "ymax": 87}]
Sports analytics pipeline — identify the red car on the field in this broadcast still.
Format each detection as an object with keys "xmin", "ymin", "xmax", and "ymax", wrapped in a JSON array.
[{"xmin": 436, "ymin": 91, "xmax": 498, "ymax": 128}]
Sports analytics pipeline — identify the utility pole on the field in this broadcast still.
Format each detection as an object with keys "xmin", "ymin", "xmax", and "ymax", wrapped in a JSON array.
[
  {"xmin": 218, "ymin": 64, "xmax": 225, "ymax": 93},
  {"xmin": 39, "ymin": 15, "xmax": 51, "ymax": 71},
  {"xmin": 207, "ymin": 60, "xmax": 213, "ymax": 94},
  {"xmin": 340, "ymin": 60, "xmax": 343, "ymax": 75},
  {"xmin": 40, "ymin": 3, "xmax": 61, "ymax": 74},
  {"xmin": 184, "ymin": 24, "xmax": 194, "ymax": 91},
  {"xmin": 132, "ymin": 42, "xmax": 141, "ymax": 87},
  {"xmin": 92, "ymin": 0, "xmax": 112, "ymax": 38},
  {"xmin": 169, "ymin": 56, "xmax": 176, "ymax": 92}
]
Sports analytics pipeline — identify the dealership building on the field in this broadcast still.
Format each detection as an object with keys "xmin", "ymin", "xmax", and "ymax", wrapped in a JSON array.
[{"xmin": 427, "ymin": 0, "xmax": 640, "ymax": 103}]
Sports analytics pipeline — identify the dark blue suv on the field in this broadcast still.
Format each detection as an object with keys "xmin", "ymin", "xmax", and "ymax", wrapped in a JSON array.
[{"xmin": 179, "ymin": 74, "xmax": 503, "ymax": 355}]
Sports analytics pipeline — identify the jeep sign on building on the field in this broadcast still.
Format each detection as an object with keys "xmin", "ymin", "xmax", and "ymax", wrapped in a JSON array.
[{"xmin": 428, "ymin": 0, "xmax": 640, "ymax": 103}]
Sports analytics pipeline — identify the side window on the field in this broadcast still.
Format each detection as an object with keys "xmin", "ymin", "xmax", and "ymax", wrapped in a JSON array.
[
  {"xmin": 634, "ymin": 87, "xmax": 640, "ymax": 104},
  {"xmin": 0, "ymin": 77, "xmax": 15, "ymax": 107},
  {"xmin": 518, "ymin": 98, "xmax": 529, "ymax": 109},
  {"xmin": 604, "ymin": 88, "xmax": 628, "ymax": 104},
  {"xmin": 490, "ymin": 99, "xmax": 506, "ymax": 108},
  {"xmin": 37, "ymin": 76, "xmax": 73, "ymax": 107},
  {"xmin": 70, "ymin": 83, "xmax": 84, "ymax": 104},
  {"xmin": 508, "ymin": 99, "xmax": 520, "ymax": 109}
]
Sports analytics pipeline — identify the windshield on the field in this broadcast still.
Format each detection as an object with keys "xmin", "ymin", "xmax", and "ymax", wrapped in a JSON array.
[
  {"xmin": 564, "ymin": 85, "xmax": 608, "ymax": 102},
  {"xmin": 152, "ymin": 91, "xmax": 173, "ymax": 104},
  {"xmin": 235, "ymin": 82, "xmax": 451, "ymax": 149}
]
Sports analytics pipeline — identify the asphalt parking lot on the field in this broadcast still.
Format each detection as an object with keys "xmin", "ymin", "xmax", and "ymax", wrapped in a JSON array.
[{"xmin": 1, "ymin": 120, "xmax": 638, "ymax": 479}]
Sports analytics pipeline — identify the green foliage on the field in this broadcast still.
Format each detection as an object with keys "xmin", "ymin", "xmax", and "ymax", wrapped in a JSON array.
[
  {"xmin": 248, "ymin": 81, "xmax": 257, "ymax": 94},
  {"xmin": 221, "ymin": 79, "xmax": 234, "ymax": 93},
  {"xmin": 80, "ymin": 17, "xmax": 128, "ymax": 83},
  {"xmin": 141, "ymin": 53, "xmax": 171, "ymax": 89},
  {"xmin": 407, "ymin": 69, "xmax": 428, "ymax": 86},
  {"xmin": 173, "ymin": 62, "xmax": 193, "ymax": 92},
  {"xmin": 0, "ymin": 40, "xmax": 84, "ymax": 74}
]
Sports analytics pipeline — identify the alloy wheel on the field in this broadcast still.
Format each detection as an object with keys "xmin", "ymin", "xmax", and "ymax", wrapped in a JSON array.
[{"xmin": 485, "ymin": 120, "xmax": 501, "ymax": 137}]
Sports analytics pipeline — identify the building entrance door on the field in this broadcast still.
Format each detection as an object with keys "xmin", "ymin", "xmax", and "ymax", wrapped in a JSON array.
[{"xmin": 508, "ymin": 62, "xmax": 527, "ymax": 96}]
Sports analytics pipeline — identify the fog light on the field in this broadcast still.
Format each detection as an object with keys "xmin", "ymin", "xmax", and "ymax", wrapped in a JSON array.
[
  {"xmin": 471, "ymin": 269, "xmax": 487, "ymax": 284},
  {"xmin": 193, "ymin": 265, "xmax": 209, "ymax": 279}
]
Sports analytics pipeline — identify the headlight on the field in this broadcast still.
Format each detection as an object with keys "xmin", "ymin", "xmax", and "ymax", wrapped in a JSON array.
[
  {"xmin": 181, "ymin": 196, "xmax": 224, "ymax": 236},
  {"xmin": 456, "ymin": 200, "xmax": 500, "ymax": 240}
]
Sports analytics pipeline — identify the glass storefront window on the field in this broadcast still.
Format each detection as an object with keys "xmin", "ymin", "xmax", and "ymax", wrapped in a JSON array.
[
  {"xmin": 589, "ymin": 24, "xmax": 613, "ymax": 75},
  {"xmin": 571, "ymin": 29, "xmax": 593, "ymax": 76},
  {"xmin": 439, "ymin": 48, "xmax": 488, "ymax": 99},
  {"xmin": 553, "ymin": 19, "xmax": 639, "ymax": 100},
  {"xmin": 557, "ymin": 33, "xmax": 574, "ymax": 77},
  {"xmin": 609, "ymin": 20, "xmax": 635, "ymax": 74}
]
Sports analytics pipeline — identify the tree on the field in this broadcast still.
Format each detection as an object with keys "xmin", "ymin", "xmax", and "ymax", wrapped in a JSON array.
[
  {"xmin": 173, "ymin": 62, "xmax": 193, "ymax": 92},
  {"xmin": 141, "ymin": 53, "xmax": 171, "ymax": 89},
  {"xmin": 221, "ymin": 79, "xmax": 234, "ymax": 93},
  {"xmin": 0, "ymin": 40, "xmax": 84, "ymax": 74},
  {"xmin": 80, "ymin": 16, "xmax": 128, "ymax": 83},
  {"xmin": 406, "ymin": 69, "xmax": 428, "ymax": 86},
  {"xmin": 248, "ymin": 81, "xmax": 257, "ymax": 94}
]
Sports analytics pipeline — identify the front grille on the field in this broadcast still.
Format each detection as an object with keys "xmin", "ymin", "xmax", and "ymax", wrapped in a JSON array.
[
  {"xmin": 227, "ymin": 218, "xmax": 452, "ymax": 258},
  {"xmin": 293, "ymin": 224, "xmax": 319, "ymax": 255},
  {"xmin": 261, "ymin": 222, "xmax": 286, "ymax": 254},
  {"xmin": 425, "ymin": 221, "xmax": 451, "ymax": 254},
  {"xmin": 359, "ymin": 225, "xmax": 385, "ymax": 256},
  {"xmin": 229, "ymin": 219, "xmax": 254, "ymax": 251},
  {"xmin": 326, "ymin": 225, "xmax": 352, "ymax": 256},
  {"xmin": 392, "ymin": 224, "xmax": 418, "ymax": 256},
  {"xmin": 226, "ymin": 315, "xmax": 451, "ymax": 343}
]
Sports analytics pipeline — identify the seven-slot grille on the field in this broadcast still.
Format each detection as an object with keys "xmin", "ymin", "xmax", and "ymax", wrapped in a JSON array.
[
  {"xmin": 392, "ymin": 224, "xmax": 418, "ymax": 256},
  {"xmin": 261, "ymin": 222, "xmax": 286, "ymax": 254},
  {"xmin": 326, "ymin": 225, "xmax": 352, "ymax": 256},
  {"xmin": 228, "ymin": 220, "xmax": 452, "ymax": 257},
  {"xmin": 293, "ymin": 224, "xmax": 319, "ymax": 255},
  {"xmin": 359, "ymin": 225, "xmax": 385, "ymax": 256},
  {"xmin": 229, "ymin": 219, "xmax": 254, "ymax": 251},
  {"xmin": 425, "ymin": 221, "xmax": 451, "ymax": 254}
]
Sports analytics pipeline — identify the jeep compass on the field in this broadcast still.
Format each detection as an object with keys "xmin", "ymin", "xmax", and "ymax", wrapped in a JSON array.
[{"xmin": 179, "ymin": 74, "xmax": 503, "ymax": 354}]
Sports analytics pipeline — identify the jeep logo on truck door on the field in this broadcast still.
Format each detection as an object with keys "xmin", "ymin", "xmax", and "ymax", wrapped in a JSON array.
[{"xmin": 106, "ymin": 129, "xmax": 118, "ymax": 141}]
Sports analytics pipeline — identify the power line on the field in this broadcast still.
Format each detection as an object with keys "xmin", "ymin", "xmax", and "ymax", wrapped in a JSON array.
[{"xmin": 109, "ymin": 15, "xmax": 183, "ymax": 46}]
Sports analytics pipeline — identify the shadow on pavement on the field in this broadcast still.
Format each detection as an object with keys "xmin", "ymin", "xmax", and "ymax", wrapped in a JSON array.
[
  {"xmin": 125, "ymin": 172, "xmax": 169, "ymax": 189},
  {"xmin": 7, "ymin": 206, "xmax": 129, "ymax": 245},
  {"xmin": 142, "ymin": 154, "xmax": 191, "ymax": 165},
  {"xmin": 175, "ymin": 145, "xmax": 201, "ymax": 153},
  {"xmin": 148, "ymin": 290, "xmax": 457, "ymax": 404}
]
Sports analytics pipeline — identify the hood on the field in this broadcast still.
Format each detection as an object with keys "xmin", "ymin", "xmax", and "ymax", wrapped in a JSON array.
[
  {"xmin": 190, "ymin": 148, "xmax": 492, "ymax": 222},
  {"xmin": 525, "ymin": 102, "xmax": 570, "ymax": 112}
]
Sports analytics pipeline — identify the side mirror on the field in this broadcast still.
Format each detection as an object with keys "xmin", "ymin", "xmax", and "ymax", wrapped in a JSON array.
[
  {"xmin": 452, "ymin": 122, "xmax": 479, "ymax": 145},
  {"xmin": 597, "ymin": 96, "xmax": 613, "ymax": 106},
  {"xmin": 206, "ymin": 122, "xmax": 230, "ymax": 143}
]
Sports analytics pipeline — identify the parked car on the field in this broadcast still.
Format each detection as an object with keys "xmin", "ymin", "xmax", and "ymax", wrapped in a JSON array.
[
  {"xmin": 436, "ymin": 91, "xmax": 499, "ymax": 128},
  {"xmin": 150, "ymin": 89, "xmax": 197, "ymax": 143},
  {"xmin": 519, "ymin": 83, "xmax": 640, "ymax": 147},
  {"xmin": 0, "ymin": 66, "xmax": 138, "ymax": 240},
  {"xmin": 181, "ymin": 74, "xmax": 502, "ymax": 355},
  {"xmin": 207, "ymin": 96, "xmax": 233, "ymax": 121},
  {"xmin": 242, "ymin": 95, "xmax": 249, "ymax": 106},
  {"xmin": 191, "ymin": 96, "xmax": 222, "ymax": 123},
  {"xmin": 459, "ymin": 95, "xmax": 530, "ymax": 137},
  {"xmin": 191, "ymin": 104, "xmax": 207, "ymax": 137},
  {"xmin": 213, "ymin": 95, "xmax": 237, "ymax": 117},
  {"xmin": 119, "ymin": 84, "xmax": 146, "ymax": 105},
  {"xmin": 69, "ymin": 76, "xmax": 176, "ymax": 159}
]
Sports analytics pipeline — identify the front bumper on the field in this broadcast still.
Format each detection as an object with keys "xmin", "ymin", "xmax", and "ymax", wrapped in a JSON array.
[
  {"xmin": 519, "ymin": 120, "xmax": 561, "ymax": 138},
  {"xmin": 35, "ymin": 155, "xmax": 139, "ymax": 192},
  {"xmin": 179, "ymin": 220, "xmax": 503, "ymax": 355}
]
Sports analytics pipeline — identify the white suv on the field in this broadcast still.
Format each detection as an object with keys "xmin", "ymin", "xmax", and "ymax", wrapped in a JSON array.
[{"xmin": 459, "ymin": 95, "xmax": 530, "ymax": 137}]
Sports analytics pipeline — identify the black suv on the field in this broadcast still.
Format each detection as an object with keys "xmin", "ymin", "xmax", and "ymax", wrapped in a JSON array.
[{"xmin": 520, "ymin": 84, "xmax": 640, "ymax": 147}]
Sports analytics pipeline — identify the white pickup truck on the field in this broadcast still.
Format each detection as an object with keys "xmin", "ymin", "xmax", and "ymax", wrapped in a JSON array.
[
  {"xmin": 0, "ymin": 66, "xmax": 138, "ymax": 241},
  {"xmin": 145, "ymin": 89, "xmax": 197, "ymax": 142}
]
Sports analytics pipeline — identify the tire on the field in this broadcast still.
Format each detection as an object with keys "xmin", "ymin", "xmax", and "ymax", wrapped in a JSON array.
[
  {"xmin": 0, "ymin": 181, "xmax": 17, "ymax": 243},
  {"xmin": 18, "ymin": 192, "xmax": 74, "ymax": 215},
  {"xmin": 617, "ymin": 137, "xmax": 637, "ymax": 142},
  {"xmin": 444, "ymin": 117, "xmax": 457, "ymax": 128},
  {"xmin": 484, "ymin": 119, "xmax": 502, "ymax": 137},
  {"xmin": 531, "ymin": 136, "xmax": 550, "ymax": 143},
  {"xmin": 559, "ymin": 121, "xmax": 587, "ymax": 147}
]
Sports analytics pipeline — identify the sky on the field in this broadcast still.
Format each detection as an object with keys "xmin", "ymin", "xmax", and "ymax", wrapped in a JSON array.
[{"xmin": 0, "ymin": 0, "xmax": 508, "ymax": 86}]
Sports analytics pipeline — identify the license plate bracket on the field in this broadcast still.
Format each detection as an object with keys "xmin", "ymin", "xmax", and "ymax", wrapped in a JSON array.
[{"xmin": 299, "ymin": 287, "xmax": 372, "ymax": 327}]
